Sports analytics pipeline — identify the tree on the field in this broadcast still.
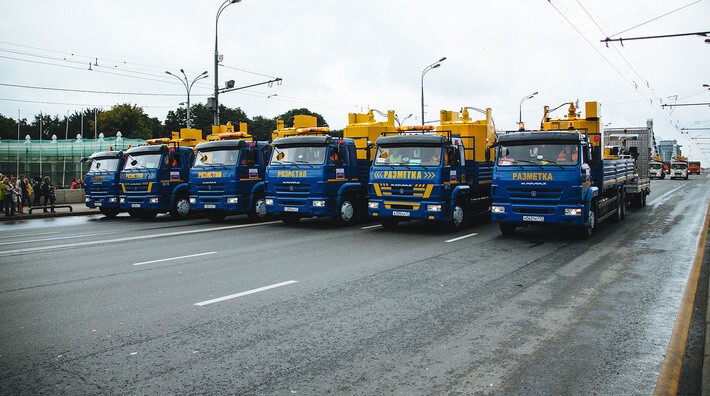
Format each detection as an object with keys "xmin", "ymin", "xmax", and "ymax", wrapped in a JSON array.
[
  {"xmin": 275, "ymin": 108, "xmax": 328, "ymax": 128},
  {"xmin": 96, "ymin": 103, "xmax": 152, "ymax": 139},
  {"xmin": 249, "ymin": 115, "xmax": 275, "ymax": 141},
  {"xmin": 164, "ymin": 108, "xmax": 186, "ymax": 135},
  {"xmin": 0, "ymin": 113, "xmax": 25, "ymax": 139}
]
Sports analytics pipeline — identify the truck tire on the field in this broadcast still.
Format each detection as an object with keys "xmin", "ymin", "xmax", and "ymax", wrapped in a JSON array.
[
  {"xmin": 499, "ymin": 223, "xmax": 516, "ymax": 236},
  {"xmin": 281, "ymin": 213, "xmax": 300, "ymax": 225},
  {"xmin": 99, "ymin": 207, "xmax": 119, "ymax": 218},
  {"xmin": 247, "ymin": 194, "xmax": 268, "ymax": 221},
  {"xmin": 612, "ymin": 191, "xmax": 623, "ymax": 223},
  {"xmin": 641, "ymin": 191, "xmax": 647, "ymax": 207},
  {"xmin": 380, "ymin": 218, "xmax": 399, "ymax": 229},
  {"xmin": 170, "ymin": 193, "xmax": 191, "ymax": 219},
  {"xmin": 335, "ymin": 195, "xmax": 359, "ymax": 226},
  {"xmin": 445, "ymin": 200, "xmax": 468, "ymax": 232},
  {"xmin": 207, "ymin": 212, "xmax": 227, "ymax": 222},
  {"xmin": 580, "ymin": 203, "xmax": 597, "ymax": 239},
  {"xmin": 620, "ymin": 190, "xmax": 626, "ymax": 219}
]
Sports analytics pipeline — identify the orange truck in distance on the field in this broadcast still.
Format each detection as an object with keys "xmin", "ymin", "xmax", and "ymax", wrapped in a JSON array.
[{"xmin": 688, "ymin": 161, "xmax": 701, "ymax": 175}]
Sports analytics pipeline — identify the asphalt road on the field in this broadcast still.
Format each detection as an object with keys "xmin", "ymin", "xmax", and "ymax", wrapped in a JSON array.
[{"xmin": 0, "ymin": 176, "xmax": 708, "ymax": 395}]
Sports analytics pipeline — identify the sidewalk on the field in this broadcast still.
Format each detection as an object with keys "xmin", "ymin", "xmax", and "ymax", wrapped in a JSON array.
[{"xmin": 0, "ymin": 203, "xmax": 100, "ymax": 221}]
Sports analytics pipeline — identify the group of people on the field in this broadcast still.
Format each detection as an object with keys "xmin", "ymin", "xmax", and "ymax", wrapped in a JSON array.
[{"xmin": 0, "ymin": 173, "xmax": 57, "ymax": 216}]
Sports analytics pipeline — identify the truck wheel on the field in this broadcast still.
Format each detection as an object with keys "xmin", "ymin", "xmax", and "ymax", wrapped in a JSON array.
[
  {"xmin": 170, "ymin": 193, "xmax": 191, "ymax": 219},
  {"xmin": 641, "ymin": 191, "xmax": 647, "ymax": 207},
  {"xmin": 281, "ymin": 213, "xmax": 300, "ymax": 225},
  {"xmin": 620, "ymin": 190, "xmax": 626, "ymax": 219},
  {"xmin": 499, "ymin": 223, "xmax": 516, "ymax": 236},
  {"xmin": 580, "ymin": 204, "xmax": 597, "ymax": 239},
  {"xmin": 661, "ymin": 173, "xmax": 665, "ymax": 179},
  {"xmin": 335, "ymin": 195, "xmax": 359, "ymax": 226},
  {"xmin": 612, "ymin": 191, "xmax": 623, "ymax": 223},
  {"xmin": 247, "ymin": 194, "xmax": 268, "ymax": 221},
  {"xmin": 207, "ymin": 212, "xmax": 227, "ymax": 222},
  {"xmin": 380, "ymin": 218, "xmax": 399, "ymax": 229},
  {"xmin": 99, "ymin": 207, "xmax": 119, "ymax": 218},
  {"xmin": 445, "ymin": 201, "xmax": 467, "ymax": 232}
]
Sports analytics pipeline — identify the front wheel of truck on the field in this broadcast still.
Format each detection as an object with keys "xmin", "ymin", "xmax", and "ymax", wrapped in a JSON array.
[
  {"xmin": 281, "ymin": 213, "xmax": 301, "ymax": 225},
  {"xmin": 580, "ymin": 203, "xmax": 597, "ymax": 239},
  {"xmin": 247, "ymin": 194, "xmax": 268, "ymax": 221},
  {"xmin": 335, "ymin": 195, "xmax": 359, "ymax": 226},
  {"xmin": 170, "ymin": 193, "xmax": 191, "ymax": 219},
  {"xmin": 445, "ymin": 201, "xmax": 467, "ymax": 232},
  {"xmin": 499, "ymin": 223, "xmax": 516, "ymax": 236},
  {"xmin": 99, "ymin": 207, "xmax": 119, "ymax": 218}
]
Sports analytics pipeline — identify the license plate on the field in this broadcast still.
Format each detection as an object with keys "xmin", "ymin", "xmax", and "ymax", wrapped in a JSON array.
[
  {"xmin": 284, "ymin": 207, "xmax": 298, "ymax": 212},
  {"xmin": 204, "ymin": 204, "xmax": 216, "ymax": 209},
  {"xmin": 523, "ymin": 215, "xmax": 544, "ymax": 222},
  {"xmin": 392, "ymin": 211, "xmax": 410, "ymax": 217},
  {"xmin": 131, "ymin": 204, "xmax": 141, "ymax": 208},
  {"xmin": 95, "ymin": 202, "xmax": 102, "ymax": 206}
]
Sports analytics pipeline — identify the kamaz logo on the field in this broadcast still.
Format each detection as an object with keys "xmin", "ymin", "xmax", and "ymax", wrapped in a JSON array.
[{"xmin": 373, "ymin": 171, "xmax": 436, "ymax": 180}]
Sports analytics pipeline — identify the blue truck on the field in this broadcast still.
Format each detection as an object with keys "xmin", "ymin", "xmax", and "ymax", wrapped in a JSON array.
[
  {"xmin": 119, "ymin": 137, "xmax": 197, "ymax": 220},
  {"xmin": 367, "ymin": 107, "xmax": 496, "ymax": 231},
  {"xmin": 84, "ymin": 150, "xmax": 125, "ymax": 218},
  {"xmin": 189, "ymin": 132, "xmax": 272, "ymax": 221},
  {"xmin": 490, "ymin": 101, "xmax": 650, "ymax": 237},
  {"xmin": 264, "ymin": 128, "xmax": 371, "ymax": 225}
]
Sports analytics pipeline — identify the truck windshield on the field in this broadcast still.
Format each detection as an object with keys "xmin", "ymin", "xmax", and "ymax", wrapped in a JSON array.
[
  {"xmin": 123, "ymin": 154, "xmax": 162, "ymax": 170},
  {"xmin": 374, "ymin": 146, "xmax": 442, "ymax": 166},
  {"xmin": 671, "ymin": 163, "xmax": 687, "ymax": 169},
  {"xmin": 497, "ymin": 143, "xmax": 579, "ymax": 166},
  {"xmin": 194, "ymin": 149, "xmax": 239, "ymax": 167},
  {"xmin": 650, "ymin": 163, "xmax": 662, "ymax": 169},
  {"xmin": 270, "ymin": 146, "xmax": 326, "ymax": 165},
  {"xmin": 88, "ymin": 158, "xmax": 120, "ymax": 173}
]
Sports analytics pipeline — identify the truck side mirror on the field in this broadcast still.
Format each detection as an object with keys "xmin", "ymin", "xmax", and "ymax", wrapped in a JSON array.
[{"xmin": 485, "ymin": 146, "xmax": 491, "ymax": 164}]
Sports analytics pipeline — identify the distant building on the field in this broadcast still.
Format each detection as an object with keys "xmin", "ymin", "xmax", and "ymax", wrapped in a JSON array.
[{"xmin": 658, "ymin": 140, "xmax": 682, "ymax": 162}]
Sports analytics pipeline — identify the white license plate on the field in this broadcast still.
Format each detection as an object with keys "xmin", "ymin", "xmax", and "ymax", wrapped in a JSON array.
[
  {"xmin": 131, "ymin": 204, "xmax": 141, "ymax": 208},
  {"xmin": 284, "ymin": 207, "xmax": 299, "ymax": 212},
  {"xmin": 95, "ymin": 202, "xmax": 102, "ymax": 206},
  {"xmin": 204, "ymin": 204, "xmax": 216, "ymax": 209},
  {"xmin": 523, "ymin": 215, "xmax": 544, "ymax": 222},
  {"xmin": 392, "ymin": 211, "xmax": 410, "ymax": 217}
]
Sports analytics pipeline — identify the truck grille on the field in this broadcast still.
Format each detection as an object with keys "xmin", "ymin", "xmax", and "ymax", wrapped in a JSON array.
[
  {"xmin": 196, "ymin": 183, "xmax": 226, "ymax": 194},
  {"xmin": 507, "ymin": 188, "xmax": 562, "ymax": 201}
]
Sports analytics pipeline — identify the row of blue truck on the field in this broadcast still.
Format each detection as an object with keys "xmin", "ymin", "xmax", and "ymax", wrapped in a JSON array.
[{"xmin": 84, "ymin": 102, "xmax": 651, "ymax": 237}]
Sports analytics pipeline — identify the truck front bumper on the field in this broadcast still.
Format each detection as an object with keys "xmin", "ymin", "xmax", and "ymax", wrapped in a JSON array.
[
  {"xmin": 190, "ymin": 195, "xmax": 247, "ymax": 213},
  {"xmin": 265, "ymin": 196, "xmax": 333, "ymax": 217},
  {"xmin": 85, "ymin": 195, "xmax": 120, "ymax": 209},
  {"xmin": 490, "ymin": 202, "xmax": 586, "ymax": 227},
  {"xmin": 367, "ymin": 199, "xmax": 449, "ymax": 222}
]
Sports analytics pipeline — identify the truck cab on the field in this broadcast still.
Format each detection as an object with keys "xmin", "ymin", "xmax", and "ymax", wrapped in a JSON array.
[
  {"xmin": 84, "ymin": 150, "xmax": 125, "ymax": 218},
  {"xmin": 649, "ymin": 161, "xmax": 665, "ymax": 179},
  {"xmin": 119, "ymin": 142, "xmax": 195, "ymax": 220},
  {"xmin": 670, "ymin": 161, "xmax": 688, "ymax": 180},
  {"xmin": 189, "ymin": 134, "xmax": 271, "ymax": 222},
  {"xmin": 264, "ymin": 131, "xmax": 368, "ymax": 225},
  {"xmin": 688, "ymin": 161, "xmax": 700, "ymax": 175}
]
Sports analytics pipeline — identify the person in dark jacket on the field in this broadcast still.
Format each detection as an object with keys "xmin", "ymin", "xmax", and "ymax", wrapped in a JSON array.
[
  {"xmin": 32, "ymin": 175, "xmax": 42, "ymax": 207},
  {"xmin": 18, "ymin": 174, "xmax": 31, "ymax": 212},
  {"xmin": 40, "ymin": 176, "xmax": 56, "ymax": 213}
]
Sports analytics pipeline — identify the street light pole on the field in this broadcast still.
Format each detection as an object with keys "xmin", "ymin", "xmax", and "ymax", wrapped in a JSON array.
[
  {"xmin": 166, "ymin": 69, "xmax": 209, "ymax": 128},
  {"xmin": 214, "ymin": 0, "xmax": 242, "ymax": 126},
  {"xmin": 421, "ymin": 57, "xmax": 446, "ymax": 125},
  {"xmin": 518, "ymin": 91, "xmax": 538, "ymax": 130}
]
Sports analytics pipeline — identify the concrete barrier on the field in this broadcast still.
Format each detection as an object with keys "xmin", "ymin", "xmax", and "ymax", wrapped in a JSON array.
[{"xmin": 31, "ymin": 189, "xmax": 85, "ymax": 204}]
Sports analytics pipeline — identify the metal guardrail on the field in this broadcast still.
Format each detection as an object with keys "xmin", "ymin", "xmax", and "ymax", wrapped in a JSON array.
[{"xmin": 28, "ymin": 205, "xmax": 74, "ymax": 214}]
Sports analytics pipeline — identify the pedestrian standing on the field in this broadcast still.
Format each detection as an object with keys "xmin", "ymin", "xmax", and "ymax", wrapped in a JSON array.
[
  {"xmin": 3, "ymin": 176, "xmax": 15, "ymax": 216},
  {"xmin": 41, "ymin": 176, "xmax": 56, "ymax": 213},
  {"xmin": 10, "ymin": 176, "xmax": 21, "ymax": 214},
  {"xmin": 32, "ymin": 175, "xmax": 42, "ymax": 207},
  {"xmin": 18, "ymin": 174, "xmax": 31, "ymax": 211}
]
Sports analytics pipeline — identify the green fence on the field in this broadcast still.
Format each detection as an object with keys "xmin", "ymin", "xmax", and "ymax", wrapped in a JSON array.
[{"xmin": 0, "ymin": 135, "xmax": 145, "ymax": 188}]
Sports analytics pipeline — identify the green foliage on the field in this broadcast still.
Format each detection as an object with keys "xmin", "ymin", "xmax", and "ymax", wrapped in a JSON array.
[
  {"xmin": 249, "ymin": 115, "xmax": 276, "ymax": 142},
  {"xmin": 96, "ymin": 104, "xmax": 153, "ymax": 140}
]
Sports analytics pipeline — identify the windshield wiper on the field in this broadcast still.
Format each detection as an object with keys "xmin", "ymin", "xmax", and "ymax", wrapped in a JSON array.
[
  {"xmin": 295, "ymin": 160, "xmax": 314, "ymax": 168},
  {"xmin": 509, "ymin": 159, "xmax": 545, "ymax": 170}
]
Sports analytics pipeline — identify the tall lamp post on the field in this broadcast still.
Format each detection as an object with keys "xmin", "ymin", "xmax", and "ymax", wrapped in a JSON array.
[
  {"xmin": 166, "ymin": 69, "xmax": 209, "ymax": 128},
  {"xmin": 421, "ymin": 57, "xmax": 446, "ymax": 125},
  {"xmin": 214, "ymin": 0, "xmax": 242, "ymax": 126},
  {"xmin": 518, "ymin": 91, "xmax": 538, "ymax": 130}
]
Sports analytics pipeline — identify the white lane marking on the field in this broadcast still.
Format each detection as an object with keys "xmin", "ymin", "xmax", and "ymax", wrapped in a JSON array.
[
  {"xmin": 361, "ymin": 224, "xmax": 382, "ymax": 230},
  {"xmin": 133, "ymin": 251, "xmax": 217, "ymax": 266},
  {"xmin": 4, "ymin": 220, "xmax": 281, "ymax": 256},
  {"xmin": 0, "ymin": 233, "xmax": 113, "ymax": 246},
  {"xmin": 0, "ymin": 231, "xmax": 62, "ymax": 239},
  {"xmin": 194, "ymin": 280, "xmax": 298, "ymax": 306},
  {"xmin": 648, "ymin": 184, "xmax": 685, "ymax": 206},
  {"xmin": 445, "ymin": 232, "xmax": 479, "ymax": 243}
]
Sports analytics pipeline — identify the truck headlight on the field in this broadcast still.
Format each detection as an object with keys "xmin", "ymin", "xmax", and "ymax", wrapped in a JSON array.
[
  {"xmin": 189, "ymin": 197, "xmax": 196, "ymax": 204},
  {"xmin": 119, "ymin": 197, "xmax": 125, "ymax": 203},
  {"xmin": 565, "ymin": 208, "xmax": 582, "ymax": 216},
  {"xmin": 109, "ymin": 197, "xmax": 117, "ymax": 203},
  {"xmin": 85, "ymin": 197, "xmax": 90, "ymax": 203},
  {"xmin": 149, "ymin": 198, "xmax": 159, "ymax": 203},
  {"xmin": 227, "ymin": 197, "xmax": 239, "ymax": 204},
  {"xmin": 427, "ymin": 204, "xmax": 442, "ymax": 212},
  {"xmin": 491, "ymin": 205, "xmax": 505, "ymax": 213},
  {"xmin": 368, "ymin": 202, "xmax": 379, "ymax": 209},
  {"xmin": 312, "ymin": 200, "xmax": 325, "ymax": 207},
  {"xmin": 265, "ymin": 198, "xmax": 274, "ymax": 206}
]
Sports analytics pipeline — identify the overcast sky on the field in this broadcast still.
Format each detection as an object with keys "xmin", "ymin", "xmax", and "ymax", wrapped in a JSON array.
[{"xmin": 1, "ymin": 0, "xmax": 708, "ymax": 161}]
